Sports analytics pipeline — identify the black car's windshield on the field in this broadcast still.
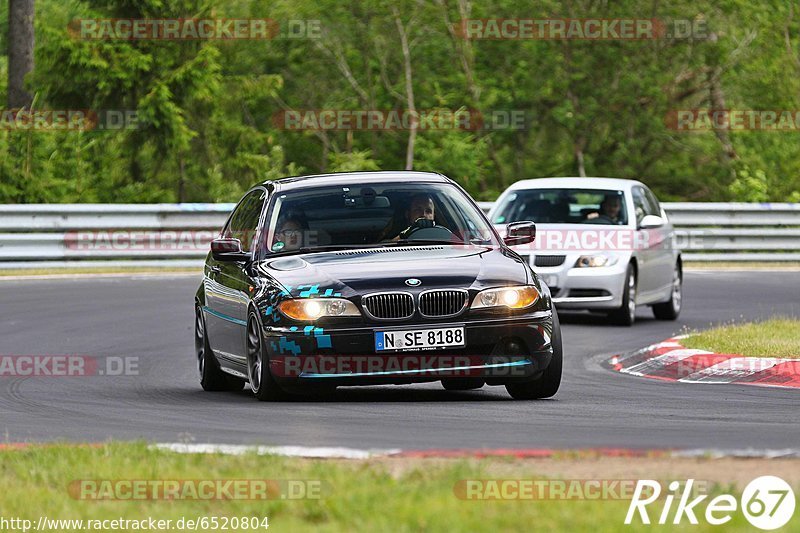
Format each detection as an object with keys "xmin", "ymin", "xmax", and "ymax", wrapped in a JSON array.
[
  {"xmin": 492, "ymin": 188, "xmax": 628, "ymax": 226},
  {"xmin": 262, "ymin": 182, "xmax": 498, "ymax": 255}
]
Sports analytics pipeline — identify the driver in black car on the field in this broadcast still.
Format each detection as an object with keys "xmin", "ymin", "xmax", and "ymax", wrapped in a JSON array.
[{"xmin": 382, "ymin": 193, "xmax": 438, "ymax": 242}]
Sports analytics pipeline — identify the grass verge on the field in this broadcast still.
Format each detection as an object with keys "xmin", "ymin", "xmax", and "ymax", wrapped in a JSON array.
[
  {"xmin": 682, "ymin": 318, "xmax": 800, "ymax": 358},
  {"xmin": 0, "ymin": 442, "xmax": 794, "ymax": 532}
]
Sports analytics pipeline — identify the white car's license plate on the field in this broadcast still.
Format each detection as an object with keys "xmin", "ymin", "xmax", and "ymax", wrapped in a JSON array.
[{"xmin": 375, "ymin": 327, "xmax": 465, "ymax": 352}]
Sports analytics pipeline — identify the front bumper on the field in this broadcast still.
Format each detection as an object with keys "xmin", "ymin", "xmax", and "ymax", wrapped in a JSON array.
[
  {"xmin": 523, "ymin": 253, "xmax": 629, "ymax": 309},
  {"xmin": 263, "ymin": 311, "xmax": 554, "ymax": 386}
]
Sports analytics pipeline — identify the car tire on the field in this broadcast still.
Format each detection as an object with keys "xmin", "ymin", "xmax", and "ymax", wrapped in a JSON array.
[
  {"xmin": 441, "ymin": 378, "xmax": 484, "ymax": 391},
  {"xmin": 196, "ymin": 306, "xmax": 245, "ymax": 392},
  {"xmin": 246, "ymin": 311, "xmax": 287, "ymax": 401},
  {"xmin": 652, "ymin": 261, "xmax": 682, "ymax": 320},
  {"xmin": 505, "ymin": 308, "xmax": 562, "ymax": 400},
  {"xmin": 609, "ymin": 264, "xmax": 636, "ymax": 326}
]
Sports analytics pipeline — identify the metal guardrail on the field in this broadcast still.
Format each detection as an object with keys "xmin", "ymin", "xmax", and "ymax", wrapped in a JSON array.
[
  {"xmin": 637, "ymin": 203, "xmax": 800, "ymax": 261},
  {"xmin": 1, "ymin": 202, "xmax": 798, "ymax": 268},
  {"xmin": 0, "ymin": 203, "xmax": 235, "ymax": 231},
  {"xmin": 485, "ymin": 201, "xmax": 800, "ymax": 261}
]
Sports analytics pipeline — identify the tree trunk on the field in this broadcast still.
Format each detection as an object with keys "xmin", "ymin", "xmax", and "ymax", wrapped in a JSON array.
[
  {"xmin": 8, "ymin": 0, "xmax": 35, "ymax": 109},
  {"xmin": 575, "ymin": 142, "xmax": 587, "ymax": 177},
  {"xmin": 394, "ymin": 9, "xmax": 416, "ymax": 170},
  {"xmin": 439, "ymin": 0, "xmax": 493, "ymax": 191},
  {"xmin": 707, "ymin": 66, "xmax": 738, "ymax": 162},
  {"xmin": 178, "ymin": 156, "xmax": 186, "ymax": 203}
]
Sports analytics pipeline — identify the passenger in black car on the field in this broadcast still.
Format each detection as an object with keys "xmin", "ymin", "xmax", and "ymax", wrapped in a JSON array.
[{"xmin": 272, "ymin": 214, "xmax": 308, "ymax": 252}]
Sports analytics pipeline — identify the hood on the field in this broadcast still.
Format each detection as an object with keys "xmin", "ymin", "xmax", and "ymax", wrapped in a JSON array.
[{"xmin": 254, "ymin": 245, "xmax": 529, "ymax": 297}]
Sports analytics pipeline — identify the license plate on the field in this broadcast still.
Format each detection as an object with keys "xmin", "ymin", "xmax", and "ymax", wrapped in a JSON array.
[{"xmin": 375, "ymin": 327, "xmax": 465, "ymax": 352}]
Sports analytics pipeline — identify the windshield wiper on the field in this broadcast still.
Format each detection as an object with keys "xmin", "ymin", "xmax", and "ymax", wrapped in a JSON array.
[
  {"xmin": 390, "ymin": 239, "xmax": 461, "ymax": 246},
  {"xmin": 268, "ymin": 244, "xmax": 385, "ymax": 257},
  {"xmin": 390, "ymin": 239, "xmax": 497, "ymax": 248}
]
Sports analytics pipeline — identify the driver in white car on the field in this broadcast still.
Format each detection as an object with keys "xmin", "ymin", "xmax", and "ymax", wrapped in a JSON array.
[{"xmin": 586, "ymin": 194, "xmax": 624, "ymax": 225}]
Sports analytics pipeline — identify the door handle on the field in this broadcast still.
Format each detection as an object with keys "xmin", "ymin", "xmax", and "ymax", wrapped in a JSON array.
[{"xmin": 210, "ymin": 266, "xmax": 222, "ymax": 274}]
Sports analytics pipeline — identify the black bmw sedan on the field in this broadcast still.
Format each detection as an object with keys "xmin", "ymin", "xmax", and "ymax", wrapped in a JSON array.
[{"xmin": 195, "ymin": 171, "xmax": 562, "ymax": 400}]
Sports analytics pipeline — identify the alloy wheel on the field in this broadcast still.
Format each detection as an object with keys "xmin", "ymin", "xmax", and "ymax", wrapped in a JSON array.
[
  {"xmin": 195, "ymin": 307, "xmax": 205, "ymax": 378},
  {"xmin": 247, "ymin": 318, "xmax": 263, "ymax": 393},
  {"xmin": 627, "ymin": 270, "xmax": 637, "ymax": 322},
  {"xmin": 671, "ymin": 266, "xmax": 682, "ymax": 313}
]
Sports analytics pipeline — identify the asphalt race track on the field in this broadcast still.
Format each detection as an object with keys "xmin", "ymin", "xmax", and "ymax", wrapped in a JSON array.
[{"xmin": 1, "ymin": 271, "xmax": 798, "ymax": 450}]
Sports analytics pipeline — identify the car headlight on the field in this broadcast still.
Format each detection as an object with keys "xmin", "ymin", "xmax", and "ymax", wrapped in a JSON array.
[
  {"xmin": 575, "ymin": 254, "xmax": 619, "ymax": 268},
  {"xmin": 278, "ymin": 298, "xmax": 360, "ymax": 320},
  {"xmin": 470, "ymin": 286, "xmax": 540, "ymax": 310}
]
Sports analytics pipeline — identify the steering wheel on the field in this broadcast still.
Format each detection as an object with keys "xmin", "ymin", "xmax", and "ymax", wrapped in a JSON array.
[
  {"xmin": 597, "ymin": 214, "xmax": 624, "ymax": 225},
  {"xmin": 399, "ymin": 218, "xmax": 455, "ymax": 240},
  {"xmin": 584, "ymin": 213, "xmax": 621, "ymax": 225}
]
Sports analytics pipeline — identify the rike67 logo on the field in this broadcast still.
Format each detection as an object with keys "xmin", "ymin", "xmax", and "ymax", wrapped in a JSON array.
[{"xmin": 625, "ymin": 476, "xmax": 795, "ymax": 530}]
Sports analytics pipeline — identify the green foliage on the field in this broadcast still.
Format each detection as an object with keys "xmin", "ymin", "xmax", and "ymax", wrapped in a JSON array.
[
  {"xmin": 729, "ymin": 165, "xmax": 769, "ymax": 203},
  {"xmin": 415, "ymin": 131, "xmax": 492, "ymax": 199},
  {"xmin": 328, "ymin": 150, "xmax": 380, "ymax": 173},
  {"xmin": 1, "ymin": 0, "xmax": 800, "ymax": 203}
]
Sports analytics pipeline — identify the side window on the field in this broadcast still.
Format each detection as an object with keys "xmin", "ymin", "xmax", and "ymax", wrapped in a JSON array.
[
  {"xmin": 631, "ymin": 187, "xmax": 648, "ymax": 224},
  {"xmin": 223, "ymin": 189, "xmax": 266, "ymax": 252}
]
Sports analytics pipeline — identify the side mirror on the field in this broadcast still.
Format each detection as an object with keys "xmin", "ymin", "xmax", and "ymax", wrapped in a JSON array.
[
  {"xmin": 211, "ymin": 238, "xmax": 250, "ymax": 261},
  {"xmin": 639, "ymin": 215, "xmax": 664, "ymax": 229},
  {"xmin": 503, "ymin": 221, "xmax": 536, "ymax": 246}
]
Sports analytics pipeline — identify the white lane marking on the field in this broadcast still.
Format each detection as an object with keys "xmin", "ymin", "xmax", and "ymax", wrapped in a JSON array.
[
  {"xmin": 623, "ymin": 348, "xmax": 714, "ymax": 377},
  {"xmin": 151, "ymin": 443, "xmax": 800, "ymax": 460},
  {"xmin": 151, "ymin": 443, "xmax": 401, "ymax": 459},
  {"xmin": 680, "ymin": 357, "xmax": 784, "ymax": 383},
  {"xmin": 673, "ymin": 448, "xmax": 800, "ymax": 459},
  {"xmin": 643, "ymin": 340, "xmax": 684, "ymax": 352},
  {"xmin": 0, "ymin": 272, "xmax": 200, "ymax": 282},
  {"xmin": 685, "ymin": 268, "xmax": 800, "ymax": 273}
]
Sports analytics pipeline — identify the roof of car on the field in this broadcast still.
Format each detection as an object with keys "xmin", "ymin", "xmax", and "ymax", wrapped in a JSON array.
[
  {"xmin": 504, "ymin": 177, "xmax": 646, "ymax": 192},
  {"xmin": 264, "ymin": 171, "xmax": 451, "ymax": 192}
]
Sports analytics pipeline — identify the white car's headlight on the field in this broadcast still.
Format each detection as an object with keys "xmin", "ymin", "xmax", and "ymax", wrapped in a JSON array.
[
  {"xmin": 470, "ymin": 286, "xmax": 540, "ymax": 310},
  {"xmin": 279, "ymin": 298, "xmax": 360, "ymax": 320},
  {"xmin": 575, "ymin": 254, "xmax": 619, "ymax": 268}
]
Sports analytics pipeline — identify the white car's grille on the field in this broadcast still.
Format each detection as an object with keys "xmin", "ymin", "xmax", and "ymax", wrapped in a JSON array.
[{"xmin": 534, "ymin": 255, "xmax": 566, "ymax": 267}]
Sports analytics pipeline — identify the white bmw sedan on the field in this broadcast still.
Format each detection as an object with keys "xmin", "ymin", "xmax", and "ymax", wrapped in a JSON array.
[{"xmin": 488, "ymin": 177, "xmax": 682, "ymax": 325}]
